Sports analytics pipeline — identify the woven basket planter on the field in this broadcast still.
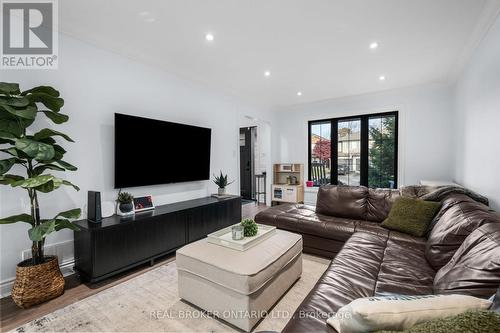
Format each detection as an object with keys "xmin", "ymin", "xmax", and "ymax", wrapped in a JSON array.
[{"xmin": 12, "ymin": 255, "xmax": 65, "ymax": 309}]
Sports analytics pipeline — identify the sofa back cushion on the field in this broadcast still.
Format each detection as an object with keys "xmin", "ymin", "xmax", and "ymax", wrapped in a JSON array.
[
  {"xmin": 426, "ymin": 194, "xmax": 500, "ymax": 270},
  {"xmin": 433, "ymin": 223, "xmax": 500, "ymax": 298},
  {"xmin": 316, "ymin": 185, "xmax": 368, "ymax": 220},
  {"xmin": 316, "ymin": 185, "xmax": 399, "ymax": 222},
  {"xmin": 366, "ymin": 188, "xmax": 400, "ymax": 222}
]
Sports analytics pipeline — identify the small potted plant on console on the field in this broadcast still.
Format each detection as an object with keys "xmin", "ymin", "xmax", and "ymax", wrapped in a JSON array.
[
  {"xmin": 213, "ymin": 171, "xmax": 234, "ymax": 196},
  {"xmin": 117, "ymin": 191, "xmax": 134, "ymax": 215}
]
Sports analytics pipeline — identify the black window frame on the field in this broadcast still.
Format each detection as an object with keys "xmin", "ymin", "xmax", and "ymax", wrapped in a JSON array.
[{"xmin": 308, "ymin": 111, "xmax": 399, "ymax": 188}]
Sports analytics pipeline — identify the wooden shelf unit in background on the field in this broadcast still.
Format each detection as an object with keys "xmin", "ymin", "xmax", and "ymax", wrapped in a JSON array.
[{"xmin": 272, "ymin": 164, "xmax": 304, "ymax": 204}]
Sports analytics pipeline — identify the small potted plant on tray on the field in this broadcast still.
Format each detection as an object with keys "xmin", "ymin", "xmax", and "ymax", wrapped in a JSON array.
[
  {"xmin": 241, "ymin": 218, "xmax": 258, "ymax": 237},
  {"xmin": 213, "ymin": 171, "xmax": 234, "ymax": 195}
]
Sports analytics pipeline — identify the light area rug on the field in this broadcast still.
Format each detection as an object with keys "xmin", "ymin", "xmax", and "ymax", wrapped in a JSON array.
[{"xmin": 13, "ymin": 254, "xmax": 330, "ymax": 333}]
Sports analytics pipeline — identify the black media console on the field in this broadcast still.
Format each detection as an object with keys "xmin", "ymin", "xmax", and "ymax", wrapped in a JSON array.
[{"xmin": 73, "ymin": 195, "xmax": 241, "ymax": 282}]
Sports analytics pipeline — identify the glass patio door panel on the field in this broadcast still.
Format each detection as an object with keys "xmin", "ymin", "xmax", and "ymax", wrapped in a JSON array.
[
  {"xmin": 368, "ymin": 115, "xmax": 397, "ymax": 188},
  {"xmin": 310, "ymin": 122, "xmax": 331, "ymax": 186},
  {"xmin": 337, "ymin": 119, "xmax": 361, "ymax": 186}
]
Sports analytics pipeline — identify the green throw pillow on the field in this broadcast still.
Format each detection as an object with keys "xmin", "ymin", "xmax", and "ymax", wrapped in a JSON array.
[
  {"xmin": 381, "ymin": 197, "xmax": 441, "ymax": 237},
  {"xmin": 376, "ymin": 310, "xmax": 500, "ymax": 333}
]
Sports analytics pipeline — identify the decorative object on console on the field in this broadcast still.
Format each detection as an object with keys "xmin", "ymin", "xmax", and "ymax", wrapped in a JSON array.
[
  {"xmin": 116, "ymin": 191, "xmax": 134, "ymax": 214},
  {"xmin": 381, "ymin": 197, "xmax": 441, "ymax": 237},
  {"xmin": 213, "ymin": 170, "xmax": 234, "ymax": 195},
  {"xmin": 241, "ymin": 218, "xmax": 258, "ymax": 237},
  {"xmin": 133, "ymin": 195, "xmax": 155, "ymax": 212},
  {"xmin": 0, "ymin": 82, "xmax": 81, "ymax": 308},
  {"xmin": 87, "ymin": 191, "xmax": 102, "ymax": 222}
]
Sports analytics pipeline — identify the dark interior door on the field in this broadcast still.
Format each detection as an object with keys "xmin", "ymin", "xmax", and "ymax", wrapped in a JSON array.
[{"xmin": 240, "ymin": 128, "xmax": 252, "ymax": 199}]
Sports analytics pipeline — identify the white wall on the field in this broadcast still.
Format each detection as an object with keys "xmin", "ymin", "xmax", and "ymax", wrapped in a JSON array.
[
  {"xmin": 273, "ymin": 83, "xmax": 455, "ymax": 186},
  {"xmin": 0, "ymin": 35, "xmax": 271, "ymax": 294},
  {"xmin": 453, "ymin": 15, "xmax": 500, "ymax": 210}
]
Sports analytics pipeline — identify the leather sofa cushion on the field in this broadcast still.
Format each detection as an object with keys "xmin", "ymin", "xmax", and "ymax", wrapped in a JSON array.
[
  {"xmin": 315, "ymin": 185, "xmax": 399, "ymax": 222},
  {"xmin": 316, "ymin": 185, "xmax": 368, "ymax": 220},
  {"xmin": 275, "ymin": 214, "xmax": 358, "ymax": 242},
  {"xmin": 282, "ymin": 231, "xmax": 435, "ymax": 333},
  {"xmin": 366, "ymin": 188, "xmax": 401, "ymax": 222},
  {"xmin": 434, "ymin": 223, "xmax": 500, "ymax": 298},
  {"xmin": 426, "ymin": 194, "xmax": 500, "ymax": 270}
]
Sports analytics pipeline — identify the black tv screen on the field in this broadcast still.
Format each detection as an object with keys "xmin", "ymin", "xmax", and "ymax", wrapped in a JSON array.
[{"xmin": 114, "ymin": 113, "xmax": 211, "ymax": 188}]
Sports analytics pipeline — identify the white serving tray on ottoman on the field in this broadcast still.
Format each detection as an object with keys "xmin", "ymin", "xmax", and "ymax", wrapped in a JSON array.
[{"xmin": 207, "ymin": 223, "xmax": 276, "ymax": 251}]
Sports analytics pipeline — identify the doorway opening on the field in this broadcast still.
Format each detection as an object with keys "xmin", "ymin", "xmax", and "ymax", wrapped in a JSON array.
[{"xmin": 239, "ymin": 126, "xmax": 256, "ymax": 202}]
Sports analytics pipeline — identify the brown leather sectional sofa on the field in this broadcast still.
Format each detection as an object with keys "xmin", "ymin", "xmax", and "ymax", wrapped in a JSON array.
[{"xmin": 255, "ymin": 185, "xmax": 500, "ymax": 333}]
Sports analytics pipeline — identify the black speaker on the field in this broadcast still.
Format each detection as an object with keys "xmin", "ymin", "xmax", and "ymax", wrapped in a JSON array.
[{"xmin": 87, "ymin": 191, "xmax": 102, "ymax": 222}]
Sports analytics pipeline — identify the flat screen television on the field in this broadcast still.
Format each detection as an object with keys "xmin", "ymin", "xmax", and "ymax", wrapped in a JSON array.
[{"xmin": 114, "ymin": 113, "xmax": 211, "ymax": 188}]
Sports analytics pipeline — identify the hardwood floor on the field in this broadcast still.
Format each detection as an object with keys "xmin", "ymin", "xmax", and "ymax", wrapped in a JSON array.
[{"xmin": 0, "ymin": 203, "xmax": 269, "ymax": 332}]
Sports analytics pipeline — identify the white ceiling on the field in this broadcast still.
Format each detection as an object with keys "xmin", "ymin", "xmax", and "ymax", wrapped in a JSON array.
[{"xmin": 59, "ymin": 0, "xmax": 500, "ymax": 108}]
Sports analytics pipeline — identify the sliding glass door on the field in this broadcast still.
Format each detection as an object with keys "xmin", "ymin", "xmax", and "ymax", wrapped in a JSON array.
[{"xmin": 308, "ymin": 111, "xmax": 398, "ymax": 188}]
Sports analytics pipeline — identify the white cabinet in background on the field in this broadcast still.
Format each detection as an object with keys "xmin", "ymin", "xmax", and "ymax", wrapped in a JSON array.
[{"xmin": 304, "ymin": 187, "xmax": 319, "ymax": 206}]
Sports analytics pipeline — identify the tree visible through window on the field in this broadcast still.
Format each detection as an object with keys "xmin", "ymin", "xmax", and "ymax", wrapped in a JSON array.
[{"xmin": 369, "ymin": 115, "xmax": 397, "ymax": 188}]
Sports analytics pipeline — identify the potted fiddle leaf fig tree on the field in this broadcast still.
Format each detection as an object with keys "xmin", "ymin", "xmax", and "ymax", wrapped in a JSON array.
[{"xmin": 0, "ymin": 82, "xmax": 81, "ymax": 308}]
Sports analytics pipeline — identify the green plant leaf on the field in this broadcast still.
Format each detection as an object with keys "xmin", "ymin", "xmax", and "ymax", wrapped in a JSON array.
[
  {"xmin": 55, "ymin": 160, "xmax": 77, "ymax": 171},
  {"xmin": 55, "ymin": 208, "xmax": 81, "ymax": 219},
  {"xmin": 34, "ymin": 179, "xmax": 57, "ymax": 192},
  {"xmin": 0, "ymin": 109, "xmax": 34, "ymax": 137},
  {"xmin": 40, "ymin": 110, "xmax": 68, "ymax": 124},
  {"xmin": 33, "ymin": 128, "xmax": 73, "ymax": 142},
  {"xmin": 54, "ymin": 219, "xmax": 80, "ymax": 232},
  {"xmin": 62, "ymin": 180, "xmax": 80, "ymax": 191},
  {"xmin": 0, "ymin": 104, "xmax": 37, "ymax": 119},
  {"xmin": 12, "ymin": 174, "xmax": 54, "ymax": 188},
  {"xmin": 0, "ymin": 96, "xmax": 30, "ymax": 107},
  {"xmin": 15, "ymin": 138, "xmax": 55, "ymax": 160},
  {"xmin": 0, "ymin": 131, "xmax": 16, "ymax": 139},
  {"xmin": 0, "ymin": 158, "xmax": 16, "ymax": 175},
  {"xmin": 1, "ymin": 147, "xmax": 30, "ymax": 159},
  {"xmin": 0, "ymin": 82, "xmax": 20, "ymax": 94},
  {"xmin": 28, "ymin": 219, "xmax": 56, "ymax": 241},
  {"xmin": 0, "ymin": 174, "xmax": 24, "ymax": 185},
  {"xmin": 21, "ymin": 86, "xmax": 60, "ymax": 97},
  {"xmin": 25, "ymin": 92, "xmax": 64, "ymax": 112},
  {"xmin": 0, "ymin": 213, "xmax": 32, "ymax": 225},
  {"xmin": 33, "ymin": 163, "xmax": 65, "ymax": 176}
]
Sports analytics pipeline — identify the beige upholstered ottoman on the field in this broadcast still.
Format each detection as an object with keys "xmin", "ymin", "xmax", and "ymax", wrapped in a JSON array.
[{"xmin": 176, "ymin": 229, "xmax": 302, "ymax": 332}]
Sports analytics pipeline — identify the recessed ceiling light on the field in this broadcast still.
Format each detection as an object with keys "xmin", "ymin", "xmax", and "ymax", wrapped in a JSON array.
[
  {"xmin": 205, "ymin": 33, "xmax": 214, "ymax": 41},
  {"xmin": 264, "ymin": 71, "xmax": 271, "ymax": 77},
  {"xmin": 379, "ymin": 75, "xmax": 386, "ymax": 81},
  {"xmin": 370, "ymin": 42, "xmax": 379, "ymax": 49},
  {"xmin": 297, "ymin": 91, "xmax": 302, "ymax": 96}
]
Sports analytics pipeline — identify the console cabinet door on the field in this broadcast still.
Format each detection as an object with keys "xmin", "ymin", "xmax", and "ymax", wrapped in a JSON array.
[
  {"xmin": 187, "ymin": 200, "xmax": 241, "ymax": 242},
  {"xmin": 93, "ymin": 223, "xmax": 139, "ymax": 277}
]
